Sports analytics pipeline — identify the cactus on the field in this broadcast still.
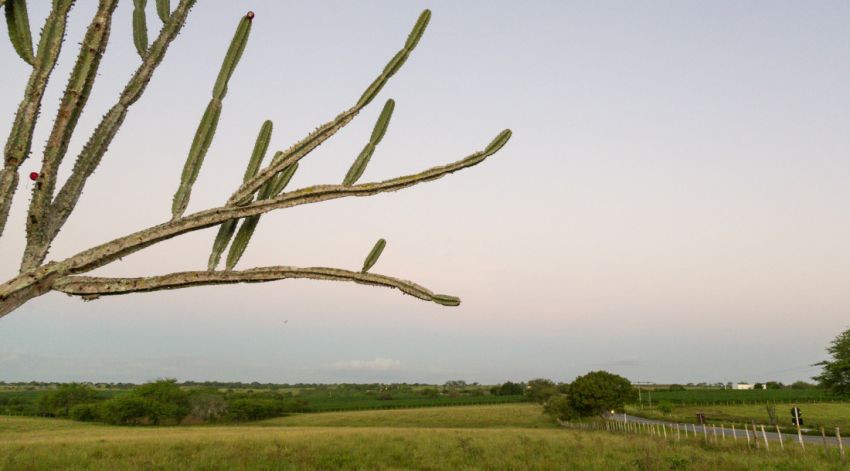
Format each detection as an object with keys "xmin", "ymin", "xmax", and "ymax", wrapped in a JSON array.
[
  {"xmin": 0, "ymin": 7, "xmax": 511, "ymax": 319},
  {"xmin": 224, "ymin": 163, "xmax": 298, "ymax": 270},
  {"xmin": 344, "ymin": 99, "xmax": 395, "ymax": 186},
  {"xmin": 208, "ymin": 120, "xmax": 273, "ymax": 270},
  {"xmin": 4, "ymin": 0, "xmax": 33, "ymax": 65},
  {"xmin": 172, "ymin": 13, "xmax": 252, "ymax": 219},
  {"xmin": 156, "ymin": 0, "xmax": 170, "ymax": 22},
  {"xmin": 132, "ymin": 0, "xmax": 148, "ymax": 58},
  {"xmin": 361, "ymin": 239, "xmax": 386, "ymax": 273}
]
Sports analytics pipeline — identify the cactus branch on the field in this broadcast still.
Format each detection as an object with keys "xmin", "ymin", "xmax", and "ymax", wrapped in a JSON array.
[
  {"xmin": 132, "ymin": 0, "xmax": 148, "ymax": 57},
  {"xmin": 0, "ymin": 129, "xmax": 510, "ymax": 318},
  {"xmin": 46, "ymin": 0, "xmax": 197, "ymax": 261},
  {"xmin": 361, "ymin": 238, "xmax": 386, "ymax": 273},
  {"xmin": 0, "ymin": 0, "xmax": 74, "ymax": 239},
  {"xmin": 22, "ymin": 0, "xmax": 118, "ymax": 272},
  {"xmin": 156, "ymin": 0, "xmax": 170, "ymax": 22},
  {"xmin": 172, "ymin": 13, "xmax": 252, "ymax": 219},
  {"xmin": 228, "ymin": 10, "xmax": 431, "ymax": 207},
  {"xmin": 344, "ymin": 99, "xmax": 395, "ymax": 186},
  {"xmin": 52, "ymin": 266, "xmax": 458, "ymax": 307},
  {"xmin": 4, "ymin": 0, "xmax": 34, "ymax": 65}
]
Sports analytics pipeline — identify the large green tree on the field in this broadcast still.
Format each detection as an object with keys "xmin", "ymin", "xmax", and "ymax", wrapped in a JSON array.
[
  {"xmin": 814, "ymin": 327, "xmax": 850, "ymax": 395},
  {"xmin": 567, "ymin": 371, "xmax": 636, "ymax": 416}
]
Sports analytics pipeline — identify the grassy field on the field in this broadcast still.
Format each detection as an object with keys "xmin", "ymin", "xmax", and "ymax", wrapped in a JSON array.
[
  {"xmin": 645, "ymin": 388, "xmax": 839, "ymax": 405},
  {"xmin": 629, "ymin": 402, "xmax": 850, "ymax": 432},
  {"xmin": 2, "ymin": 404, "xmax": 847, "ymax": 470}
]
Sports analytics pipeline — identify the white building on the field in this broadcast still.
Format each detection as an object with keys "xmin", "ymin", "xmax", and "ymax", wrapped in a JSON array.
[{"xmin": 735, "ymin": 383, "xmax": 766, "ymax": 390}]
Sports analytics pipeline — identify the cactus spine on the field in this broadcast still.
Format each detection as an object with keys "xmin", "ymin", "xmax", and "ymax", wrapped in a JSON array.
[
  {"xmin": 132, "ymin": 0, "xmax": 148, "ymax": 58},
  {"xmin": 155, "ymin": 0, "xmax": 170, "ymax": 22},
  {"xmin": 172, "ymin": 13, "xmax": 252, "ymax": 219},
  {"xmin": 208, "ymin": 120, "xmax": 272, "ymax": 270},
  {"xmin": 361, "ymin": 238, "xmax": 386, "ymax": 273},
  {"xmin": 4, "ymin": 0, "xmax": 33, "ymax": 65},
  {"xmin": 343, "ymin": 99, "xmax": 394, "ymax": 186}
]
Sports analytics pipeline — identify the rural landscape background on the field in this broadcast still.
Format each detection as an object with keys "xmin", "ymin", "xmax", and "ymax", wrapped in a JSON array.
[{"xmin": 1, "ymin": 1, "xmax": 849, "ymax": 469}]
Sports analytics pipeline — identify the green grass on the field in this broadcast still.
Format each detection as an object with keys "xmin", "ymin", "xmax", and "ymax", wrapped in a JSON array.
[
  {"xmin": 629, "ymin": 402, "xmax": 850, "ymax": 432},
  {"xmin": 645, "ymin": 388, "xmax": 839, "ymax": 405},
  {"xmin": 260, "ymin": 404, "xmax": 556, "ymax": 429},
  {"xmin": 2, "ymin": 404, "xmax": 847, "ymax": 470}
]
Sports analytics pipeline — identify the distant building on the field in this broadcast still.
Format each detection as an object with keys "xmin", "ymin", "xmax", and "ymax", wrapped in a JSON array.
[{"xmin": 735, "ymin": 383, "xmax": 766, "ymax": 390}]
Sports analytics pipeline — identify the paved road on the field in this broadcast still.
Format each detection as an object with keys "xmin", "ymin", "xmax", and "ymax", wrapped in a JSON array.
[{"xmin": 608, "ymin": 413, "xmax": 844, "ymax": 447}]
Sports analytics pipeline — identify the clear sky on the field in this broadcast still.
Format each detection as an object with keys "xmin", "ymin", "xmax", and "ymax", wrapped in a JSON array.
[{"xmin": 1, "ymin": 1, "xmax": 848, "ymax": 385}]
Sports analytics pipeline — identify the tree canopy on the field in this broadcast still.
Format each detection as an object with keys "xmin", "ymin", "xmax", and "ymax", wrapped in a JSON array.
[{"xmin": 814, "ymin": 326, "xmax": 850, "ymax": 395}]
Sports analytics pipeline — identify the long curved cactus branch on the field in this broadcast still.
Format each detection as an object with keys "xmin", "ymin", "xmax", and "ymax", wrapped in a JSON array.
[
  {"xmin": 52, "ymin": 266, "xmax": 458, "ymax": 306},
  {"xmin": 0, "ymin": 0, "xmax": 74, "ymax": 240},
  {"xmin": 0, "ymin": 130, "xmax": 510, "ymax": 318},
  {"xmin": 22, "ymin": 0, "xmax": 118, "ymax": 272}
]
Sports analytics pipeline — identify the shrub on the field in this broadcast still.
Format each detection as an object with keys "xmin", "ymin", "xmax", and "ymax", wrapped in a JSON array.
[
  {"xmin": 99, "ymin": 396, "xmax": 152, "ymax": 425},
  {"xmin": 36, "ymin": 383, "xmax": 99, "ymax": 417},
  {"xmin": 491, "ymin": 381, "xmax": 524, "ymax": 396},
  {"xmin": 657, "ymin": 401, "xmax": 673, "ymax": 414},
  {"xmin": 525, "ymin": 378, "xmax": 558, "ymax": 404},
  {"xmin": 567, "ymin": 371, "xmax": 636, "ymax": 417},
  {"xmin": 227, "ymin": 399, "xmax": 283, "ymax": 421},
  {"xmin": 189, "ymin": 392, "xmax": 227, "ymax": 422},
  {"xmin": 543, "ymin": 395, "xmax": 579, "ymax": 421},
  {"xmin": 68, "ymin": 403, "xmax": 99, "ymax": 422},
  {"xmin": 667, "ymin": 384, "xmax": 686, "ymax": 392}
]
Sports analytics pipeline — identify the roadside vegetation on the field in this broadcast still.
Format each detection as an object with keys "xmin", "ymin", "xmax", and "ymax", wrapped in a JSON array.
[{"xmin": 2, "ymin": 404, "xmax": 844, "ymax": 470}]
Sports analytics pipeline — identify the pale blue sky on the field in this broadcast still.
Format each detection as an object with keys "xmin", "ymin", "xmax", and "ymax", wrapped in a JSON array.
[{"xmin": 1, "ymin": 1, "xmax": 849, "ymax": 385}]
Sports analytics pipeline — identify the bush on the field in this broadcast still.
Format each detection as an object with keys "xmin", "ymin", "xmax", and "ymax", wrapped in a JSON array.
[
  {"xmin": 657, "ymin": 401, "xmax": 673, "ymax": 414},
  {"xmin": 37, "ymin": 383, "xmax": 99, "ymax": 417},
  {"xmin": 189, "ymin": 392, "xmax": 227, "ymax": 422},
  {"xmin": 667, "ymin": 384, "xmax": 686, "ymax": 392},
  {"xmin": 525, "ymin": 378, "xmax": 558, "ymax": 404},
  {"xmin": 543, "ymin": 395, "xmax": 579, "ymax": 421},
  {"xmin": 491, "ymin": 381, "xmax": 524, "ymax": 396},
  {"xmin": 68, "ymin": 403, "xmax": 99, "ymax": 422},
  {"xmin": 99, "ymin": 396, "xmax": 152, "ymax": 425},
  {"xmin": 227, "ymin": 399, "xmax": 283, "ymax": 421}
]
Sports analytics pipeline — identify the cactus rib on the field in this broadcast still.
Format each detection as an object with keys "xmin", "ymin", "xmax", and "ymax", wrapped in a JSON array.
[
  {"xmin": 132, "ymin": 0, "xmax": 148, "ymax": 57},
  {"xmin": 344, "ymin": 99, "xmax": 395, "ymax": 186},
  {"xmin": 4, "ymin": 0, "xmax": 34, "ymax": 65},
  {"xmin": 432, "ymin": 294, "xmax": 460, "ymax": 307},
  {"xmin": 155, "ymin": 0, "xmax": 169, "ymax": 22},
  {"xmin": 361, "ymin": 238, "xmax": 386, "ymax": 273},
  {"xmin": 171, "ymin": 13, "xmax": 252, "ymax": 219}
]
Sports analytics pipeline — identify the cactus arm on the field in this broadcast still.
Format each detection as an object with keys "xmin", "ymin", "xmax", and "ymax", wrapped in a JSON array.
[
  {"xmin": 21, "ymin": 0, "xmax": 118, "ymax": 272},
  {"xmin": 344, "ymin": 99, "xmax": 395, "ymax": 186},
  {"xmin": 0, "ymin": 0, "xmax": 74, "ymax": 240},
  {"xmin": 361, "ymin": 238, "xmax": 386, "ymax": 273},
  {"xmin": 47, "ymin": 0, "xmax": 196, "ymax": 255},
  {"xmin": 155, "ymin": 0, "xmax": 169, "ymax": 22},
  {"xmin": 53, "ymin": 266, "xmax": 459, "ymax": 307},
  {"xmin": 172, "ymin": 13, "xmax": 252, "ymax": 219},
  {"xmin": 227, "ymin": 10, "xmax": 431, "ymax": 207},
  {"xmin": 0, "ymin": 129, "xmax": 510, "ymax": 318},
  {"xmin": 208, "ymin": 120, "xmax": 272, "ymax": 270},
  {"xmin": 224, "ymin": 162, "xmax": 298, "ymax": 270},
  {"xmin": 132, "ymin": 0, "xmax": 148, "ymax": 58},
  {"xmin": 4, "ymin": 0, "xmax": 34, "ymax": 64}
]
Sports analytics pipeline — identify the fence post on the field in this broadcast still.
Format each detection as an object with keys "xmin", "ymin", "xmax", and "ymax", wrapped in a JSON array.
[
  {"xmin": 837, "ymin": 427, "xmax": 845, "ymax": 459},
  {"xmin": 663, "ymin": 423, "xmax": 668, "ymax": 440},
  {"xmin": 676, "ymin": 423, "xmax": 680, "ymax": 441},
  {"xmin": 761, "ymin": 425, "xmax": 769, "ymax": 450},
  {"xmin": 751, "ymin": 422, "xmax": 760, "ymax": 449},
  {"xmin": 745, "ymin": 426, "xmax": 751, "ymax": 448},
  {"xmin": 712, "ymin": 424, "xmax": 718, "ymax": 443},
  {"xmin": 732, "ymin": 423, "xmax": 737, "ymax": 442},
  {"xmin": 721, "ymin": 424, "xmax": 725, "ymax": 441},
  {"xmin": 794, "ymin": 408, "xmax": 805, "ymax": 450},
  {"xmin": 821, "ymin": 426, "xmax": 827, "ymax": 449},
  {"xmin": 692, "ymin": 423, "xmax": 697, "ymax": 438},
  {"xmin": 775, "ymin": 424, "xmax": 784, "ymax": 450},
  {"xmin": 703, "ymin": 423, "xmax": 708, "ymax": 442}
]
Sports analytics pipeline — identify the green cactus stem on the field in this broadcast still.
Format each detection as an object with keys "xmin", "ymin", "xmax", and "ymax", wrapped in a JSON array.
[
  {"xmin": 228, "ymin": 10, "xmax": 431, "ymax": 206},
  {"xmin": 132, "ymin": 0, "xmax": 148, "ymax": 57},
  {"xmin": 224, "ymin": 162, "xmax": 298, "ymax": 270},
  {"xmin": 171, "ymin": 13, "xmax": 252, "ymax": 219},
  {"xmin": 4, "ymin": 0, "xmax": 34, "ymax": 65},
  {"xmin": 361, "ymin": 238, "xmax": 386, "ymax": 273},
  {"xmin": 155, "ymin": 0, "xmax": 169, "ymax": 22},
  {"xmin": 208, "ymin": 120, "xmax": 272, "ymax": 270},
  {"xmin": 432, "ymin": 294, "xmax": 460, "ymax": 307},
  {"xmin": 343, "ymin": 99, "xmax": 395, "ymax": 186}
]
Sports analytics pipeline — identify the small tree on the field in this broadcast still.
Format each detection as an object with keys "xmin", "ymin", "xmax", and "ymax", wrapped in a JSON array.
[
  {"xmin": 525, "ymin": 378, "xmax": 558, "ymax": 404},
  {"xmin": 0, "ymin": 3, "xmax": 511, "ymax": 317},
  {"xmin": 567, "ymin": 371, "xmax": 636, "ymax": 417},
  {"xmin": 814, "ymin": 326, "xmax": 850, "ymax": 395},
  {"xmin": 490, "ymin": 381, "xmax": 523, "ymax": 396},
  {"xmin": 37, "ymin": 383, "xmax": 99, "ymax": 417}
]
